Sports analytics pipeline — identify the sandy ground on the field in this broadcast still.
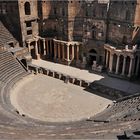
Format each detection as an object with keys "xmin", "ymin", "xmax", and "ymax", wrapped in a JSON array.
[{"xmin": 10, "ymin": 74, "xmax": 112, "ymax": 122}]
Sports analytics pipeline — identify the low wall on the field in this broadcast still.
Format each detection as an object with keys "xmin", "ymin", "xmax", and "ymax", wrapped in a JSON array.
[{"xmin": 28, "ymin": 64, "xmax": 91, "ymax": 88}]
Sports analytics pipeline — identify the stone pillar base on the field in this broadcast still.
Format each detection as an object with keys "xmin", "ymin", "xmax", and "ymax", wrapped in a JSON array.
[
  {"xmin": 35, "ymin": 54, "xmax": 40, "ymax": 60},
  {"xmin": 67, "ymin": 60, "xmax": 71, "ymax": 66}
]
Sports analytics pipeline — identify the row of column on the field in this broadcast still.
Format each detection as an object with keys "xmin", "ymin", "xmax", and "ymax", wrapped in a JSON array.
[
  {"xmin": 27, "ymin": 38, "xmax": 81, "ymax": 64},
  {"xmin": 105, "ymin": 50, "xmax": 134, "ymax": 77},
  {"xmin": 42, "ymin": 39, "xmax": 80, "ymax": 63},
  {"xmin": 53, "ymin": 42, "xmax": 79, "ymax": 62},
  {"xmin": 27, "ymin": 39, "xmax": 40, "ymax": 58}
]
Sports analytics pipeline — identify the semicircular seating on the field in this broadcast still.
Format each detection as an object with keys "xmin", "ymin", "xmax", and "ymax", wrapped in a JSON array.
[{"xmin": 0, "ymin": 49, "xmax": 140, "ymax": 139}]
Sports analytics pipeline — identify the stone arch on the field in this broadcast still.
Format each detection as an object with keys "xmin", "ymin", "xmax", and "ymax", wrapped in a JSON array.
[{"xmin": 24, "ymin": 2, "xmax": 31, "ymax": 15}]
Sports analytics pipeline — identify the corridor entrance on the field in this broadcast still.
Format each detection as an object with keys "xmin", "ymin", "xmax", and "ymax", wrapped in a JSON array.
[{"xmin": 88, "ymin": 49, "xmax": 97, "ymax": 66}]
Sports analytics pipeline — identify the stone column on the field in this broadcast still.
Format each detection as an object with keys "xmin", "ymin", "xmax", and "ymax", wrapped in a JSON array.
[
  {"xmin": 76, "ymin": 45, "xmax": 79, "ymax": 61},
  {"xmin": 54, "ymin": 42, "xmax": 57, "ymax": 59},
  {"xmin": 46, "ymin": 39, "xmax": 49, "ymax": 56},
  {"xmin": 27, "ymin": 41, "xmax": 31, "ymax": 53},
  {"xmin": 35, "ymin": 40, "xmax": 38, "ymax": 55},
  {"xmin": 121, "ymin": 56, "xmax": 126, "ymax": 76},
  {"xmin": 50, "ymin": 40, "xmax": 53, "ymax": 57},
  {"xmin": 72, "ymin": 45, "xmax": 74, "ymax": 60},
  {"xmin": 115, "ymin": 54, "xmax": 120, "ymax": 74},
  {"xmin": 136, "ymin": 56, "xmax": 140, "ymax": 76},
  {"xmin": 106, "ymin": 50, "xmax": 109, "ymax": 67},
  {"xmin": 35, "ymin": 39, "xmax": 40, "ymax": 59},
  {"xmin": 43, "ymin": 39, "xmax": 46, "ymax": 56},
  {"xmin": 67, "ymin": 44, "xmax": 70, "ymax": 61},
  {"xmin": 109, "ymin": 53, "xmax": 113, "ymax": 73},
  {"xmin": 62, "ymin": 44, "xmax": 65, "ymax": 60},
  {"xmin": 128, "ymin": 57, "xmax": 134, "ymax": 77},
  {"xmin": 58, "ymin": 43, "xmax": 61, "ymax": 60}
]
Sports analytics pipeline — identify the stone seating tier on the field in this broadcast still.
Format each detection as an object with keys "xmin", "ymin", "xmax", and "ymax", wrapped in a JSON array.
[
  {"xmin": 0, "ymin": 21, "xmax": 17, "ymax": 46},
  {"xmin": 0, "ymin": 50, "xmax": 139, "ymax": 139}
]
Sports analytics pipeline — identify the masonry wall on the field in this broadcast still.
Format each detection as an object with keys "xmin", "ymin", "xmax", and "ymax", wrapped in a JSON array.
[
  {"xmin": 18, "ymin": 0, "xmax": 39, "ymax": 46},
  {"xmin": 107, "ymin": 0, "xmax": 137, "ymax": 46},
  {"xmin": 39, "ymin": 1, "xmax": 68, "ymax": 40}
]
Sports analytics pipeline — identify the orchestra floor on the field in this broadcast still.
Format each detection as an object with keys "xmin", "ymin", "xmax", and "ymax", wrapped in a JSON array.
[{"xmin": 10, "ymin": 74, "xmax": 112, "ymax": 122}]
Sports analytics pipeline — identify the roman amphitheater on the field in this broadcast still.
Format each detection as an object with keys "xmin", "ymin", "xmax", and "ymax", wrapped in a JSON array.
[{"xmin": 0, "ymin": 0, "xmax": 140, "ymax": 139}]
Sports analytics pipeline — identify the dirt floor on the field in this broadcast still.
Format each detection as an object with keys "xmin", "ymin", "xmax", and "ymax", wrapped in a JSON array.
[{"xmin": 10, "ymin": 74, "xmax": 112, "ymax": 122}]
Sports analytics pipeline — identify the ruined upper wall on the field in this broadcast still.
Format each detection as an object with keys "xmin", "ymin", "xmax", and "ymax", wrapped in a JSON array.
[
  {"xmin": 109, "ymin": 0, "xmax": 137, "ymax": 23},
  {"xmin": 18, "ymin": 0, "xmax": 38, "ymax": 21},
  {"xmin": 134, "ymin": 0, "xmax": 140, "ymax": 26}
]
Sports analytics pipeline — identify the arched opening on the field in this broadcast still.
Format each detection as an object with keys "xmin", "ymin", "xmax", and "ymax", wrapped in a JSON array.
[
  {"xmin": 88, "ymin": 49, "xmax": 97, "ymax": 66},
  {"xmin": 24, "ymin": 2, "xmax": 31, "ymax": 15}
]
